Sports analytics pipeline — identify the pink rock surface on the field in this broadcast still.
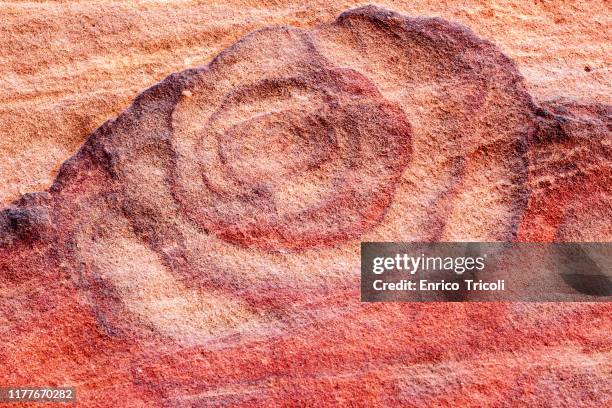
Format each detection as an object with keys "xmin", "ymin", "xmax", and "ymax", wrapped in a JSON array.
[{"xmin": 0, "ymin": 6, "xmax": 610, "ymax": 407}]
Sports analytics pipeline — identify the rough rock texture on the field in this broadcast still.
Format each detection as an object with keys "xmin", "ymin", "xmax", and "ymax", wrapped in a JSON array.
[
  {"xmin": 520, "ymin": 101, "xmax": 612, "ymax": 241},
  {"xmin": 1, "ymin": 5, "xmax": 611, "ymax": 408},
  {"xmin": 1, "ymin": 0, "xmax": 610, "ymax": 206}
]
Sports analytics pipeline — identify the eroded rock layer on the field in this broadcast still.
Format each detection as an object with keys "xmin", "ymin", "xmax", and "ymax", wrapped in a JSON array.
[{"xmin": 1, "ymin": 6, "xmax": 610, "ymax": 407}]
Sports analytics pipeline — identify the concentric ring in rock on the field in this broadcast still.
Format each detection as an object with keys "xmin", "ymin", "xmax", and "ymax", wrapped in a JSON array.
[
  {"xmin": 30, "ymin": 6, "xmax": 539, "ymax": 344},
  {"xmin": 101, "ymin": 8, "xmax": 535, "ymax": 260},
  {"xmin": 37, "ymin": 6, "xmax": 541, "ymax": 341},
  {"xmin": 171, "ymin": 65, "xmax": 412, "ymax": 250}
]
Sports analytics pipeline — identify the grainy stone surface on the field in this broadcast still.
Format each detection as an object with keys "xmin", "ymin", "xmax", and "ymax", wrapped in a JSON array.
[
  {"xmin": 0, "ymin": 5, "xmax": 611, "ymax": 407},
  {"xmin": 1, "ymin": 0, "xmax": 610, "ymax": 205}
]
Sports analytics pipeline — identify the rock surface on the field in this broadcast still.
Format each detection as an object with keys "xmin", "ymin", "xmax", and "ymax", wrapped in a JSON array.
[
  {"xmin": 1, "ymin": 5, "xmax": 611, "ymax": 407},
  {"xmin": 1, "ymin": 0, "xmax": 610, "ymax": 205}
]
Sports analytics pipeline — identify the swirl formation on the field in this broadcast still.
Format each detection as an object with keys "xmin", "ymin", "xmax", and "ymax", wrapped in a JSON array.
[
  {"xmin": 48, "ymin": 8, "xmax": 538, "ymax": 344},
  {"xmin": 172, "ymin": 63, "xmax": 411, "ymax": 250}
]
